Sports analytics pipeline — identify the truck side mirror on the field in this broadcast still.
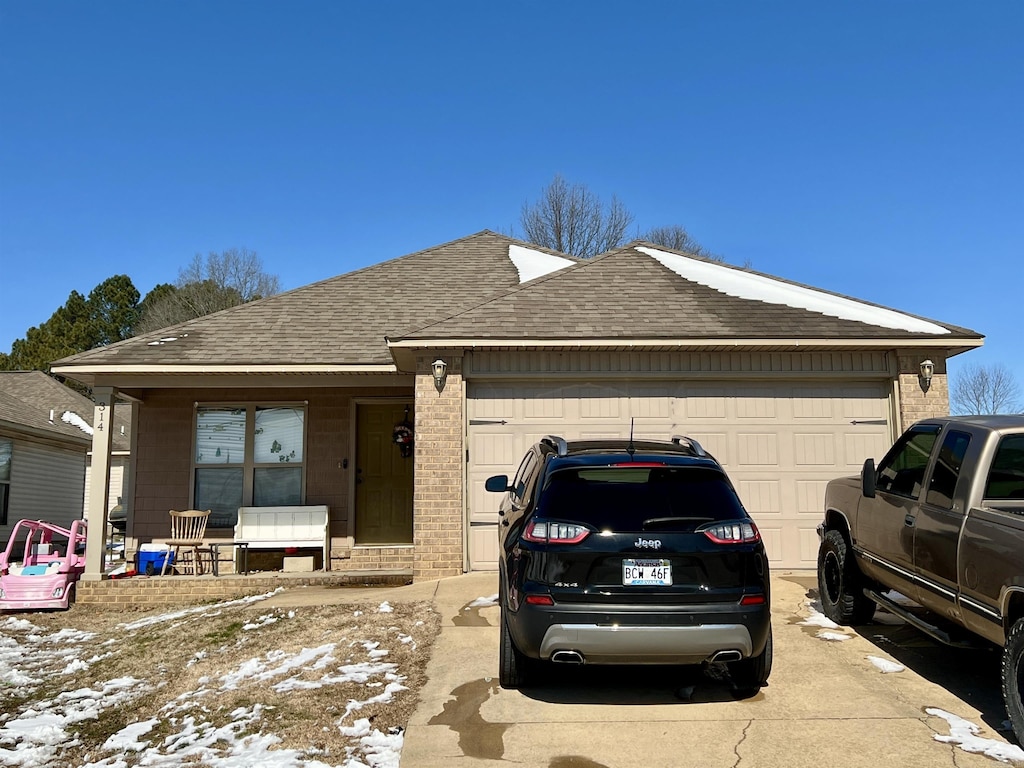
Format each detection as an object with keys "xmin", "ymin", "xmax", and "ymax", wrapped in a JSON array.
[
  {"xmin": 862, "ymin": 458, "xmax": 877, "ymax": 498},
  {"xmin": 485, "ymin": 475, "xmax": 511, "ymax": 493}
]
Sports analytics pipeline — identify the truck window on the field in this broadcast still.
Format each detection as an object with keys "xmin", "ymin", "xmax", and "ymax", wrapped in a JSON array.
[
  {"xmin": 985, "ymin": 435, "xmax": 1024, "ymax": 501},
  {"xmin": 925, "ymin": 430, "xmax": 971, "ymax": 509},
  {"xmin": 876, "ymin": 425, "xmax": 940, "ymax": 499}
]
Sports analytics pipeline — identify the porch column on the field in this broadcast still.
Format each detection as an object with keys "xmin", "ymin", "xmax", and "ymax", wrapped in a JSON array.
[
  {"xmin": 83, "ymin": 387, "xmax": 116, "ymax": 581},
  {"xmin": 413, "ymin": 354, "xmax": 464, "ymax": 580},
  {"xmin": 121, "ymin": 399, "xmax": 141, "ymax": 559}
]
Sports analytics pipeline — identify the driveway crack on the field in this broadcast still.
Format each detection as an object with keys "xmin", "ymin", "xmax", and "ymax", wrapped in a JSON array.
[{"xmin": 732, "ymin": 719, "xmax": 753, "ymax": 768}]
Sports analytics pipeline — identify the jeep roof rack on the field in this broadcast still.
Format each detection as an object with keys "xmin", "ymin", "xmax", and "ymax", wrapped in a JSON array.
[
  {"xmin": 540, "ymin": 435, "xmax": 569, "ymax": 457},
  {"xmin": 671, "ymin": 434, "xmax": 707, "ymax": 456}
]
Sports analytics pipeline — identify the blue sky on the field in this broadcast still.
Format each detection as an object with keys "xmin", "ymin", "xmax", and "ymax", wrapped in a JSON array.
[{"xmin": 1, "ymin": 1, "xmax": 1021, "ymax": 390}]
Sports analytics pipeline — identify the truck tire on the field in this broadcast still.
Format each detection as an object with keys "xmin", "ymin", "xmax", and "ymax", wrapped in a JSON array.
[
  {"xmin": 499, "ymin": 608, "xmax": 532, "ymax": 689},
  {"xmin": 818, "ymin": 529, "xmax": 876, "ymax": 625},
  {"xmin": 1002, "ymin": 618, "xmax": 1024, "ymax": 740}
]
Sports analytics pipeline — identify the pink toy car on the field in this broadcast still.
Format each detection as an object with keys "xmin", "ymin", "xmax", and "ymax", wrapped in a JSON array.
[{"xmin": 0, "ymin": 519, "xmax": 87, "ymax": 611}]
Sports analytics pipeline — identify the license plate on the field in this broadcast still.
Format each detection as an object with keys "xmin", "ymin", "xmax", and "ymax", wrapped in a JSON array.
[{"xmin": 622, "ymin": 558, "xmax": 672, "ymax": 586}]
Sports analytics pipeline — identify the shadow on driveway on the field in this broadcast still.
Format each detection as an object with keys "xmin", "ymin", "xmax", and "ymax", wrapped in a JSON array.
[{"xmin": 800, "ymin": 584, "xmax": 1012, "ymax": 742}]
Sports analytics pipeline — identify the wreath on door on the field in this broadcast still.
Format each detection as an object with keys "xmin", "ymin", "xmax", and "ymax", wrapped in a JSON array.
[{"xmin": 392, "ymin": 421, "xmax": 414, "ymax": 458}]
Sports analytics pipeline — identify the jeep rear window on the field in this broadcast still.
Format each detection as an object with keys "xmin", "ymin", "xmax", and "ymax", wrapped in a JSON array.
[{"xmin": 537, "ymin": 466, "xmax": 746, "ymax": 531}]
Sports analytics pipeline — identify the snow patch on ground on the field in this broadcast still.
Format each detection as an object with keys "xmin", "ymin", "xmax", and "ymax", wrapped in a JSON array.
[
  {"xmin": 867, "ymin": 655, "xmax": 905, "ymax": 673},
  {"xmin": 467, "ymin": 594, "xmax": 498, "ymax": 609},
  {"xmin": 926, "ymin": 708, "xmax": 1024, "ymax": 763},
  {"xmin": 0, "ymin": 596, "xmax": 411, "ymax": 768}
]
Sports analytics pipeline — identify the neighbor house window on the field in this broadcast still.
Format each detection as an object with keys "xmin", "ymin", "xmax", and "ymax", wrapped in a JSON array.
[
  {"xmin": 0, "ymin": 439, "xmax": 11, "ymax": 526},
  {"xmin": 194, "ymin": 405, "xmax": 305, "ymax": 527}
]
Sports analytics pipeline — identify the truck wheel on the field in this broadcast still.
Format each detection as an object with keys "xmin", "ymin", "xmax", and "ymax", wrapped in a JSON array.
[
  {"xmin": 499, "ymin": 608, "xmax": 532, "ymax": 689},
  {"xmin": 818, "ymin": 529, "xmax": 876, "ymax": 625},
  {"xmin": 730, "ymin": 625, "xmax": 773, "ymax": 694},
  {"xmin": 1002, "ymin": 618, "xmax": 1024, "ymax": 740}
]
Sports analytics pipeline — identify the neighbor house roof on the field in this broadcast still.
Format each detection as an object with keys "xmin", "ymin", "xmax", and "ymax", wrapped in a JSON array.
[
  {"xmin": 52, "ymin": 231, "xmax": 982, "ymax": 385},
  {"xmin": 0, "ymin": 371, "xmax": 129, "ymax": 450}
]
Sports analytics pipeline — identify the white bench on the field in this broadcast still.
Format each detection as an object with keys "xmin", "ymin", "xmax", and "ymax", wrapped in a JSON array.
[{"xmin": 234, "ymin": 505, "xmax": 330, "ymax": 573}]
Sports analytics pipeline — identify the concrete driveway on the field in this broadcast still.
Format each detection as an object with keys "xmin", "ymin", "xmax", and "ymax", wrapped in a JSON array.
[{"xmin": 394, "ymin": 571, "xmax": 1023, "ymax": 768}]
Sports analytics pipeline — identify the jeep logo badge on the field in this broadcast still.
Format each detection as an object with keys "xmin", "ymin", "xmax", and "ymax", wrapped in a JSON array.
[{"xmin": 634, "ymin": 537, "xmax": 662, "ymax": 550}]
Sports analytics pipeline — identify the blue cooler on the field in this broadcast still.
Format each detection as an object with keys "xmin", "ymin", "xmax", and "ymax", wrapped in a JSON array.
[{"xmin": 137, "ymin": 547, "xmax": 174, "ymax": 575}]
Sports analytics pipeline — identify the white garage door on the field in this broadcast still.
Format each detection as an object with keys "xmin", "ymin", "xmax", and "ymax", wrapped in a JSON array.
[{"xmin": 467, "ymin": 380, "xmax": 893, "ymax": 571}]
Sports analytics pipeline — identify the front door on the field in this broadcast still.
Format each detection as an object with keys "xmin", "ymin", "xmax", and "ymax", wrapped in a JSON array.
[{"xmin": 355, "ymin": 402, "xmax": 414, "ymax": 544}]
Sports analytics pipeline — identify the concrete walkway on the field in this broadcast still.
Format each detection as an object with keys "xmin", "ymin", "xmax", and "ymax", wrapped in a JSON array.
[{"xmin": 265, "ymin": 571, "xmax": 1024, "ymax": 767}]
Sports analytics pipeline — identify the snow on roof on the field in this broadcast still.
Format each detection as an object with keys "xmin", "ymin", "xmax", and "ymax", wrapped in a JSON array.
[
  {"xmin": 508, "ymin": 244, "xmax": 575, "ymax": 284},
  {"xmin": 637, "ymin": 246, "xmax": 951, "ymax": 335},
  {"xmin": 61, "ymin": 410, "xmax": 93, "ymax": 436}
]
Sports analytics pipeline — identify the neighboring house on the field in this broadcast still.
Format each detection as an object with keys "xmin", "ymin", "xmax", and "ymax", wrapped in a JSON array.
[
  {"xmin": 52, "ymin": 231, "xmax": 983, "ymax": 579},
  {"xmin": 0, "ymin": 372, "xmax": 94, "ymax": 540}
]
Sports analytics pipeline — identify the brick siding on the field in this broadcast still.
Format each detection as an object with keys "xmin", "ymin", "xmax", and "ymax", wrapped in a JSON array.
[
  {"xmin": 897, "ymin": 353, "xmax": 950, "ymax": 428},
  {"xmin": 413, "ymin": 355, "xmax": 465, "ymax": 580}
]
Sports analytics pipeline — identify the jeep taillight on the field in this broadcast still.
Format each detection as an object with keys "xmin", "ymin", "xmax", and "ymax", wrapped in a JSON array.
[
  {"xmin": 701, "ymin": 521, "xmax": 761, "ymax": 544},
  {"xmin": 523, "ymin": 521, "xmax": 590, "ymax": 544}
]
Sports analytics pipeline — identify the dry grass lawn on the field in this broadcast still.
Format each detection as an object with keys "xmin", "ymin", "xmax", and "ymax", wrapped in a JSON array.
[{"xmin": 0, "ymin": 591, "xmax": 441, "ymax": 767}]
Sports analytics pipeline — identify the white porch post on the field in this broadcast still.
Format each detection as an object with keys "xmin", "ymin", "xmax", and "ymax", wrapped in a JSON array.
[{"xmin": 83, "ymin": 387, "xmax": 116, "ymax": 581}]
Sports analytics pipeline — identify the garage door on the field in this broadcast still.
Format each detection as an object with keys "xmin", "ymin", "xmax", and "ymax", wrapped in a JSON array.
[{"xmin": 467, "ymin": 380, "xmax": 892, "ymax": 570}]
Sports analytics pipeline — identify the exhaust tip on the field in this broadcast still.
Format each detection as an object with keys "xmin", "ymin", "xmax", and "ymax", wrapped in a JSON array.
[
  {"xmin": 551, "ymin": 650, "xmax": 585, "ymax": 664},
  {"xmin": 708, "ymin": 650, "xmax": 743, "ymax": 663}
]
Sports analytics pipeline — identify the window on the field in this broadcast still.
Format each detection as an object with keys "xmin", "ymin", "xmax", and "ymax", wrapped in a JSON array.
[
  {"xmin": 539, "ymin": 466, "xmax": 745, "ymax": 531},
  {"xmin": 875, "ymin": 425, "xmax": 940, "ymax": 499},
  {"xmin": 0, "ymin": 439, "xmax": 11, "ymax": 526},
  {"xmin": 194, "ymin": 405, "xmax": 305, "ymax": 527},
  {"xmin": 985, "ymin": 435, "xmax": 1024, "ymax": 501},
  {"xmin": 926, "ymin": 431, "xmax": 971, "ymax": 509}
]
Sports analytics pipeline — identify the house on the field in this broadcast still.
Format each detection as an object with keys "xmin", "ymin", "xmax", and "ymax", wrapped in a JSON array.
[
  {"xmin": 0, "ymin": 371, "xmax": 129, "ymax": 541},
  {"xmin": 52, "ymin": 231, "xmax": 983, "ymax": 579}
]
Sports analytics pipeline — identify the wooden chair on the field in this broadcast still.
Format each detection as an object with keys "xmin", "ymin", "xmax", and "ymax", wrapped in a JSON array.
[{"xmin": 161, "ymin": 509, "xmax": 212, "ymax": 576}]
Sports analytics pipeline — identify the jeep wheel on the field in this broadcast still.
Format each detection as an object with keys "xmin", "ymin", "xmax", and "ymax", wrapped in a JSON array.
[
  {"xmin": 730, "ymin": 625, "xmax": 773, "ymax": 694},
  {"xmin": 1002, "ymin": 618, "xmax": 1024, "ymax": 741},
  {"xmin": 818, "ymin": 529, "xmax": 875, "ymax": 625},
  {"xmin": 499, "ymin": 608, "xmax": 532, "ymax": 689}
]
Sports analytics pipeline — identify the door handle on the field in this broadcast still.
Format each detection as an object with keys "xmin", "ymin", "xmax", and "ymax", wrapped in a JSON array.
[{"xmin": 904, "ymin": 514, "xmax": 915, "ymax": 527}]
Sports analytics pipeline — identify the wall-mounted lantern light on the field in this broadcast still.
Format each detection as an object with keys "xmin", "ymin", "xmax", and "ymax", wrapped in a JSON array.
[
  {"xmin": 432, "ymin": 359, "xmax": 448, "ymax": 393},
  {"xmin": 919, "ymin": 359, "xmax": 934, "ymax": 391}
]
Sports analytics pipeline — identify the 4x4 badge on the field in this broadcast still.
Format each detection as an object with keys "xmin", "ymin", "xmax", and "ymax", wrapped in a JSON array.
[{"xmin": 634, "ymin": 537, "xmax": 662, "ymax": 550}]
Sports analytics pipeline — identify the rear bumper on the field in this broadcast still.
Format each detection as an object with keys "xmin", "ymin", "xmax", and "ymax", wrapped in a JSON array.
[{"xmin": 509, "ymin": 600, "xmax": 771, "ymax": 665}]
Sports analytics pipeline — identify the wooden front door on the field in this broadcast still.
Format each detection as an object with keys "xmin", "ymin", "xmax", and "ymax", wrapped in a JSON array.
[{"xmin": 355, "ymin": 402, "xmax": 414, "ymax": 544}]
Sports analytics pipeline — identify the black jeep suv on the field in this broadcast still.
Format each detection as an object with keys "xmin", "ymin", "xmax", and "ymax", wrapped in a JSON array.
[{"xmin": 485, "ymin": 435, "xmax": 771, "ymax": 690}]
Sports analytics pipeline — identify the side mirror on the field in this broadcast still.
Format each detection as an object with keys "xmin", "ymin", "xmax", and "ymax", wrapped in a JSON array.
[
  {"xmin": 862, "ymin": 458, "xmax": 877, "ymax": 498},
  {"xmin": 485, "ymin": 475, "xmax": 511, "ymax": 493}
]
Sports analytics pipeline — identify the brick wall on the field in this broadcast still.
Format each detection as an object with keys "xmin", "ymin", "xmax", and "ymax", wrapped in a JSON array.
[
  {"xmin": 76, "ymin": 571, "xmax": 411, "ymax": 609},
  {"xmin": 413, "ymin": 355, "xmax": 465, "ymax": 580},
  {"xmin": 897, "ymin": 353, "xmax": 949, "ymax": 428}
]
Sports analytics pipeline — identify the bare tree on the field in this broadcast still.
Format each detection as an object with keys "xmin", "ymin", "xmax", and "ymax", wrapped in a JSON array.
[
  {"xmin": 640, "ymin": 225, "xmax": 725, "ymax": 262},
  {"xmin": 520, "ymin": 175, "xmax": 634, "ymax": 258},
  {"xmin": 136, "ymin": 248, "xmax": 281, "ymax": 335},
  {"xmin": 950, "ymin": 362, "xmax": 1022, "ymax": 415}
]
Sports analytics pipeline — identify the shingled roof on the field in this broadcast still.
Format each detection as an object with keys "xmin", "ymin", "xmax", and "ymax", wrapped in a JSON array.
[
  {"xmin": 53, "ymin": 232, "xmax": 576, "ymax": 371},
  {"xmin": 0, "ymin": 371, "xmax": 130, "ymax": 450},
  {"xmin": 393, "ymin": 242, "xmax": 980, "ymax": 342},
  {"xmin": 53, "ymin": 232, "xmax": 982, "ymax": 383}
]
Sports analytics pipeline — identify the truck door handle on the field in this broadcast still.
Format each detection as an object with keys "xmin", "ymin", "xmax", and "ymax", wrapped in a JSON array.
[{"xmin": 904, "ymin": 514, "xmax": 915, "ymax": 527}]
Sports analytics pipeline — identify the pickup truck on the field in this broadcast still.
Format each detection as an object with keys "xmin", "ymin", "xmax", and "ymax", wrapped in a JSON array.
[{"xmin": 818, "ymin": 415, "xmax": 1024, "ymax": 736}]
